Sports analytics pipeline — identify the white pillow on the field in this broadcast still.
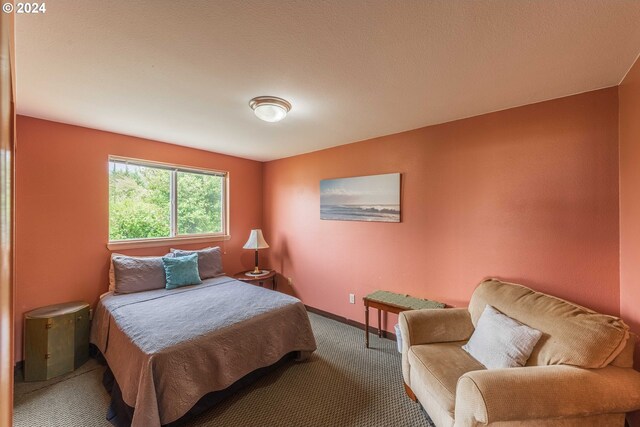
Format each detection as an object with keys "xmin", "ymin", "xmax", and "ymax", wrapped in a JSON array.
[{"xmin": 462, "ymin": 305, "xmax": 543, "ymax": 369}]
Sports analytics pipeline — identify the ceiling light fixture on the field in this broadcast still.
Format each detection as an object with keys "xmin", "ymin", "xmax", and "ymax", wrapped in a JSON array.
[{"xmin": 249, "ymin": 96, "xmax": 292, "ymax": 123}]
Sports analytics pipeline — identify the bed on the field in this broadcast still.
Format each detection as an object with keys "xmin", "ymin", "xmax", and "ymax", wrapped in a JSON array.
[{"xmin": 90, "ymin": 275, "xmax": 317, "ymax": 427}]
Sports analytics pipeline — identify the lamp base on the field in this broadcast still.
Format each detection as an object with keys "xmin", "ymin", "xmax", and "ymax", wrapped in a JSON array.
[{"xmin": 245, "ymin": 270, "xmax": 269, "ymax": 277}]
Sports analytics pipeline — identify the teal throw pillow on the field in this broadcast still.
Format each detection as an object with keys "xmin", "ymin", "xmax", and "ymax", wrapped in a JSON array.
[{"xmin": 162, "ymin": 253, "xmax": 202, "ymax": 290}]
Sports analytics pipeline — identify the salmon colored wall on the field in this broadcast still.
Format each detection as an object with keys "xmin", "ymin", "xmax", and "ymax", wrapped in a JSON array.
[
  {"xmin": 14, "ymin": 116, "xmax": 263, "ymax": 361},
  {"xmin": 620, "ymin": 55, "xmax": 640, "ymax": 373},
  {"xmin": 619, "ymin": 52, "xmax": 640, "ymax": 427},
  {"xmin": 263, "ymin": 88, "xmax": 620, "ymax": 332}
]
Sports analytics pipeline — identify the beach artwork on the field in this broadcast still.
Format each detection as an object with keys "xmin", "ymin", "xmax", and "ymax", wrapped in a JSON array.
[{"xmin": 320, "ymin": 173, "xmax": 400, "ymax": 222}]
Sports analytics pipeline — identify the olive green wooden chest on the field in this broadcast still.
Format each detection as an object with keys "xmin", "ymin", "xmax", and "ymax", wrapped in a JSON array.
[{"xmin": 24, "ymin": 301, "xmax": 90, "ymax": 382}]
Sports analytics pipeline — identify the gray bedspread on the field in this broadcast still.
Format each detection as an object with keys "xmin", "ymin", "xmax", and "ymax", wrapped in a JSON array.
[{"xmin": 90, "ymin": 276, "xmax": 317, "ymax": 427}]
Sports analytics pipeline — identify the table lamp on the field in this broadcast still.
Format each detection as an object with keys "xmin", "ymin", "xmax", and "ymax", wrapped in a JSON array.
[{"xmin": 243, "ymin": 229, "xmax": 270, "ymax": 276}]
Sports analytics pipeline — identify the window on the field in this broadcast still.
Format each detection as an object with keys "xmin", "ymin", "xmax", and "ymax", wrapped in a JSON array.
[{"xmin": 108, "ymin": 157, "xmax": 227, "ymax": 244}]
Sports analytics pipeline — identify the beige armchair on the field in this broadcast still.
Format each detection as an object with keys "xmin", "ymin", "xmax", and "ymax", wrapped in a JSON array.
[{"xmin": 399, "ymin": 279, "xmax": 640, "ymax": 427}]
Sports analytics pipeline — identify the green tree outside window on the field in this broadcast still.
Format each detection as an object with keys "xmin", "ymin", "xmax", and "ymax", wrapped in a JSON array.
[{"xmin": 109, "ymin": 160, "xmax": 225, "ymax": 241}]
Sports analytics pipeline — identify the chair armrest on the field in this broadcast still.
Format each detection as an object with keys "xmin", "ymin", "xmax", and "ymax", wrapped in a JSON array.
[
  {"xmin": 399, "ymin": 308, "xmax": 474, "ymax": 389},
  {"xmin": 455, "ymin": 365, "xmax": 640, "ymax": 425},
  {"xmin": 399, "ymin": 308, "xmax": 474, "ymax": 347}
]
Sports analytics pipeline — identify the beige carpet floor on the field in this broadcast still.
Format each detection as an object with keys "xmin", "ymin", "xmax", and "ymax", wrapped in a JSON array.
[{"xmin": 14, "ymin": 312, "xmax": 434, "ymax": 427}]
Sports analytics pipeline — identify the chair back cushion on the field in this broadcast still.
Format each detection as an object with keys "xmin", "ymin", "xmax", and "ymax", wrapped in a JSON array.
[{"xmin": 468, "ymin": 279, "xmax": 629, "ymax": 368}]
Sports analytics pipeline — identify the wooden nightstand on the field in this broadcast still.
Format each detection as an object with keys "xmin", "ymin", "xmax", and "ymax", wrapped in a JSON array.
[{"xmin": 233, "ymin": 270, "xmax": 277, "ymax": 291}]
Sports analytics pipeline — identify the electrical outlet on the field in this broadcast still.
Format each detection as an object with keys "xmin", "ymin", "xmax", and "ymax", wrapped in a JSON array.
[
  {"xmin": 288, "ymin": 277, "xmax": 293, "ymax": 285},
  {"xmin": 349, "ymin": 293, "xmax": 355, "ymax": 304}
]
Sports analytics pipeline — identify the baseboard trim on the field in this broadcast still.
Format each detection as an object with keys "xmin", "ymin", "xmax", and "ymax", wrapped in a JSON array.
[
  {"xmin": 305, "ymin": 305, "xmax": 397, "ymax": 342},
  {"xmin": 14, "ymin": 360, "xmax": 23, "ymax": 380}
]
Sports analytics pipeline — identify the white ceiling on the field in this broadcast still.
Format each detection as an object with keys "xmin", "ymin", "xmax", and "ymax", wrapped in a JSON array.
[{"xmin": 15, "ymin": 1, "xmax": 640, "ymax": 162}]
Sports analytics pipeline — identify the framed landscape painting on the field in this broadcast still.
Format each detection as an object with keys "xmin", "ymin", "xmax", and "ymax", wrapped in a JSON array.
[{"xmin": 320, "ymin": 173, "xmax": 400, "ymax": 222}]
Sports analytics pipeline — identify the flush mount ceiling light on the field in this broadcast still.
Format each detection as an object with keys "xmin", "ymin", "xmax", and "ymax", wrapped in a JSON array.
[{"xmin": 249, "ymin": 96, "xmax": 292, "ymax": 123}]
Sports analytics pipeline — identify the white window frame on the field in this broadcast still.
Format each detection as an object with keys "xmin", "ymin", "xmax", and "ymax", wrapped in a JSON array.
[{"xmin": 107, "ymin": 156, "xmax": 230, "ymax": 250}]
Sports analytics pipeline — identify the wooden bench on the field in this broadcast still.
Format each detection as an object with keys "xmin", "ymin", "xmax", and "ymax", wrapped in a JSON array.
[{"xmin": 363, "ymin": 290, "xmax": 445, "ymax": 348}]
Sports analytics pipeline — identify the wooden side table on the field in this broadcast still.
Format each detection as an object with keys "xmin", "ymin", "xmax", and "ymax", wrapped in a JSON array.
[
  {"xmin": 233, "ymin": 270, "xmax": 277, "ymax": 290},
  {"xmin": 363, "ymin": 291, "xmax": 445, "ymax": 348}
]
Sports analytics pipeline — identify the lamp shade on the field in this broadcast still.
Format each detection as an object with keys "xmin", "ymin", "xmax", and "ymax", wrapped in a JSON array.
[{"xmin": 243, "ymin": 229, "xmax": 269, "ymax": 250}]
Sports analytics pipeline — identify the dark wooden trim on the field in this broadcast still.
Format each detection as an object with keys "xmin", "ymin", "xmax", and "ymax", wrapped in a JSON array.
[
  {"xmin": 404, "ymin": 382, "xmax": 417, "ymax": 402},
  {"xmin": 305, "ymin": 305, "xmax": 397, "ymax": 341},
  {"xmin": 13, "ymin": 361, "xmax": 22, "ymax": 381}
]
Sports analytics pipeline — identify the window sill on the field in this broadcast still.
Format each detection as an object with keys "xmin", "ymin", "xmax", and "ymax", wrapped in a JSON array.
[{"xmin": 107, "ymin": 234, "xmax": 230, "ymax": 251}]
